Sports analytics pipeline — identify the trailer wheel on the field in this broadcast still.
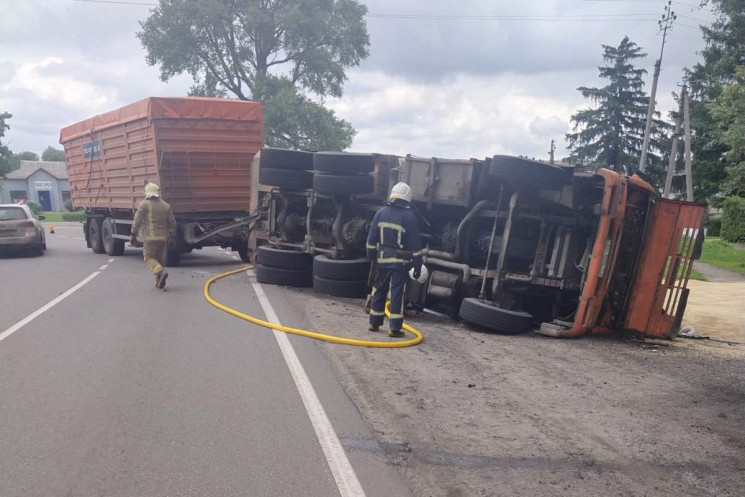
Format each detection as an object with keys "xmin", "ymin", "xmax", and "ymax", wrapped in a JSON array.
[
  {"xmin": 259, "ymin": 167, "xmax": 314, "ymax": 190},
  {"xmin": 88, "ymin": 217, "xmax": 105, "ymax": 254},
  {"xmin": 102, "ymin": 218, "xmax": 125, "ymax": 256},
  {"xmin": 260, "ymin": 148, "xmax": 313, "ymax": 171},
  {"xmin": 255, "ymin": 264, "xmax": 312, "ymax": 287},
  {"xmin": 488, "ymin": 155, "xmax": 571, "ymax": 190},
  {"xmin": 313, "ymin": 275, "xmax": 368, "ymax": 299},
  {"xmin": 256, "ymin": 245, "xmax": 313, "ymax": 269},
  {"xmin": 313, "ymin": 173, "xmax": 374, "ymax": 195},
  {"xmin": 313, "ymin": 152, "xmax": 376, "ymax": 174},
  {"xmin": 313, "ymin": 255, "xmax": 370, "ymax": 281},
  {"xmin": 458, "ymin": 298, "xmax": 534, "ymax": 334}
]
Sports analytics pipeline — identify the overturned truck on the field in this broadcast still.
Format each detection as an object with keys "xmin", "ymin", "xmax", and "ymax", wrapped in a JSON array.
[{"xmin": 250, "ymin": 149, "xmax": 705, "ymax": 339}]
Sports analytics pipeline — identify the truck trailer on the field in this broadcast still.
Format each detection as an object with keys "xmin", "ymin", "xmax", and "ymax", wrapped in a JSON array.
[
  {"xmin": 59, "ymin": 97, "xmax": 263, "ymax": 265},
  {"xmin": 249, "ymin": 149, "xmax": 707, "ymax": 340}
]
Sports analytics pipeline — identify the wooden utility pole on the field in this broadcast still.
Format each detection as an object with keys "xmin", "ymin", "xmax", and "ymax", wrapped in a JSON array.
[
  {"xmin": 663, "ymin": 89, "xmax": 684, "ymax": 198},
  {"xmin": 640, "ymin": 1, "xmax": 676, "ymax": 172},
  {"xmin": 683, "ymin": 87, "xmax": 694, "ymax": 202},
  {"xmin": 549, "ymin": 139, "xmax": 555, "ymax": 164}
]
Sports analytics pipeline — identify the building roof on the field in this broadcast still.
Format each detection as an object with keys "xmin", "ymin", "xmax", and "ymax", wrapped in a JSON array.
[{"xmin": 4, "ymin": 161, "xmax": 68, "ymax": 180}]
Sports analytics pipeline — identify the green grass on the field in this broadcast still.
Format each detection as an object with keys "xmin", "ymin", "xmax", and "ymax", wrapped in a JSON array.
[
  {"xmin": 688, "ymin": 268, "xmax": 708, "ymax": 281},
  {"xmin": 40, "ymin": 211, "xmax": 65, "ymax": 222},
  {"xmin": 699, "ymin": 238, "xmax": 745, "ymax": 275}
]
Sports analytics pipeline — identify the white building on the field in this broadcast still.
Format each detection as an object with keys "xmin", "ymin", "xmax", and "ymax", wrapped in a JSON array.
[{"xmin": 0, "ymin": 161, "xmax": 70, "ymax": 212}]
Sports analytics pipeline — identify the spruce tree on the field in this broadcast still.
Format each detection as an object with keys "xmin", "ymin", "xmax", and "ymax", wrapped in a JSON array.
[{"xmin": 567, "ymin": 37, "xmax": 668, "ymax": 182}]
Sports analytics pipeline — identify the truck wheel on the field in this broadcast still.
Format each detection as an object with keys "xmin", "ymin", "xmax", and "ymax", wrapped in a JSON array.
[
  {"xmin": 259, "ymin": 167, "xmax": 314, "ymax": 190},
  {"xmin": 313, "ymin": 152, "xmax": 376, "ymax": 174},
  {"xmin": 313, "ymin": 173, "xmax": 374, "ymax": 195},
  {"xmin": 102, "ymin": 218, "xmax": 125, "ymax": 256},
  {"xmin": 313, "ymin": 255, "xmax": 370, "ymax": 281},
  {"xmin": 458, "ymin": 298, "xmax": 534, "ymax": 334},
  {"xmin": 488, "ymin": 155, "xmax": 571, "ymax": 190},
  {"xmin": 88, "ymin": 218, "xmax": 105, "ymax": 254},
  {"xmin": 260, "ymin": 148, "xmax": 313, "ymax": 170},
  {"xmin": 256, "ymin": 245, "xmax": 313, "ymax": 269},
  {"xmin": 255, "ymin": 264, "xmax": 312, "ymax": 287},
  {"xmin": 313, "ymin": 275, "xmax": 368, "ymax": 299}
]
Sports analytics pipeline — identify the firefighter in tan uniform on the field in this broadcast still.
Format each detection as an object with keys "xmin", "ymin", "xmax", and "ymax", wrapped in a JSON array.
[{"xmin": 130, "ymin": 182, "xmax": 177, "ymax": 289}]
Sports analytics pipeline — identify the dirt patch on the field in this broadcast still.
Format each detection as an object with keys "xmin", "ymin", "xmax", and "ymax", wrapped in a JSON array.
[
  {"xmin": 290, "ymin": 287, "xmax": 745, "ymax": 497},
  {"xmin": 683, "ymin": 280, "xmax": 745, "ymax": 344}
]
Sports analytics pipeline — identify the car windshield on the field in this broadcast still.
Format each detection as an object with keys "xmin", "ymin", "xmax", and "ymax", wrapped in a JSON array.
[{"xmin": 0, "ymin": 207, "xmax": 29, "ymax": 221}]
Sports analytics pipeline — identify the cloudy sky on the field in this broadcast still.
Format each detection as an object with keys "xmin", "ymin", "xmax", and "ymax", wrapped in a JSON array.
[{"xmin": 0, "ymin": 0, "xmax": 716, "ymax": 162}]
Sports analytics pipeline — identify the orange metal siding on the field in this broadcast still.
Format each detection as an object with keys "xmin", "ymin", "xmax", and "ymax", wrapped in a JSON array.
[{"xmin": 60, "ymin": 97, "xmax": 263, "ymax": 214}]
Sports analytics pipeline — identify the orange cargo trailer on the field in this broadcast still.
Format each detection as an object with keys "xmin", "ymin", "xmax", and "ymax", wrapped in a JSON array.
[{"xmin": 59, "ymin": 97, "xmax": 263, "ymax": 265}]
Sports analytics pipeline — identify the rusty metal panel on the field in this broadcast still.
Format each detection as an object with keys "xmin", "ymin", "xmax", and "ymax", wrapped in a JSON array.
[
  {"xmin": 399, "ymin": 155, "xmax": 477, "ymax": 208},
  {"xmin": 60, "ymin": 97, "xmax": 263, "ymax": 214},
  {"xmin": 623, "ymin": 199, "xmax": 707, "ymax": 338}
]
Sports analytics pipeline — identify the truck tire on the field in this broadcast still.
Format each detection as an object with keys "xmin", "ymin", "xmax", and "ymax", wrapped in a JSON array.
[
  {"xmin": 259, "ymin": 167, "xmax": 314, "ymax": 190},
  {"xmin": 488, "ymin": 155, "xmax": 571, "ymax": 190},
  {"xmin": 256, "ymin": 245, "xmax": 313, "ymax": 269},
  {"xmin": 313, "ymin": 275, "xmax": 368, "ymax": 299},
  {"xmin": 260, "ymin": 148, "xmax": 313, "ymax": 171},
  {"xmin": 313, "ymin": 255, "xmax": 370, "ymax": 281},
  {"xmin": 313, "ymin": 173, "xmax": 374, "ymax": 195},
  {"xmin": 88, "ymin": 217, "xmax": 105, "ymax": 254},
  {"xmin": 458, "ymin": 298, "xmax": 534, "ymax": 334},
  {"xmin": 102, "ymin": 218, "xmax": 125, "ymax": 256},
  {"xmin": 313, "ymin": 152, "xmax": 376, "ymax": 174},
  {"xmin": 255, "ymin": 264, "xmax": 312, "ymax": 287}
]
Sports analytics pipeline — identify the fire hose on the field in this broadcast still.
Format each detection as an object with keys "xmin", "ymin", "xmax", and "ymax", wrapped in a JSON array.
[{"xmin": 204, "ymin": 266, "xmax": 424, "ymax": 348}]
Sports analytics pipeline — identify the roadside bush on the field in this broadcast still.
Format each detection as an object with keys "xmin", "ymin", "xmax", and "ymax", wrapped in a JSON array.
[
  {"xmin": 27, "ymin": 201, "xmax": 43, "ymax": 217},
  {"xmin": 707, "ymin": 216, "xmax": 722, "ymax": 237},
  {"xmin": 64, "ymin": 198, "xmax": 74, "ymax": 211},
  {"xmin": 62, "ymin": 211, "xmax": 86, "ymax": 222},
  {"xmin": 721, "ymin": 196, "xmax": 745, "ymax": 243}
]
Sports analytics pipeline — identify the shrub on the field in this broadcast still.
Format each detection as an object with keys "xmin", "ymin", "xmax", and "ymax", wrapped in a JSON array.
[
  {"xmin": 707, "ymin": 216, "xmax": 722, "ymax": 237},
  {"xmin": 64, "ymin": 198, "xmax": 74, "ymax": 211},
  {"xmin": 721, "ymin": 196, "xmax": 745, "ymax": 243},
  {"xmin": 62, "ymin": 211, "xmax": 86, "ymax": 222},
  {"xmin": 27, "ymin": 201, "xmax": 43, "ymax": 217}
]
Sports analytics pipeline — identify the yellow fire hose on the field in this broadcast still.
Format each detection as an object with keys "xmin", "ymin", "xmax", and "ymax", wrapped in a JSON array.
[{"xmin": 204, "ymin": 266, "xmax": 423, "ymax": 348}]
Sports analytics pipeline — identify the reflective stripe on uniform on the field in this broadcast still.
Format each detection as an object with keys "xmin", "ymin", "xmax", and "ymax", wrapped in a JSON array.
[
  {"xmin": 366, "ymin": 243, "xmax": 377, "ymax": 250},
  {"xmin": 377, "ymin": 257, "xmax": 405, "ymax": 264},
  {"xmin": 369, "ymin": 310, "xmax": 385, "ymax": 316},
  {"xmin": 378, "ymin": 221, "xmax": 404, "ymax": 247},
  {"xmin": 388, "ymin": 313, "xmax": 404, "ymax": 319}
]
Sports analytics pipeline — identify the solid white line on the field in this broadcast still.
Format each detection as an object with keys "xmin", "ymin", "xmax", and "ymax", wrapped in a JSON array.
[
  {"xmin": 75, "ymin": 237, "xmax": 85, "ymax": 241},
  {"xmin": 249, "ymin": 276, "xmax": 366, "ymax": 497},
  {"xmin": 99, "ymin": 264, "xmax": 108, "ymax": 270},
  {"xmin": 107, "ymin": 258, "xmax": 115, "ymax": 263},
  {"xmin": 0, "ymin": 272, "xmax": 100, "ymax": 344}
]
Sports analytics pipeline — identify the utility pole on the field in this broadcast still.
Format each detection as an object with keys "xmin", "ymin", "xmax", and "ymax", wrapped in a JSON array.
[
  {"xmin": 639, "ymin": 1, "xmax": 676, "ymax": 172},
  {"xmin": 549, "ymin": 139, "xmax": 555, "ymax": 164},
  {"xmin": 663, "ymin": 88, "xmax": 684, "ymax": 198},
  {"xmin": 683, "ymin": 86, "xmax": 694, "ymax": 202}
]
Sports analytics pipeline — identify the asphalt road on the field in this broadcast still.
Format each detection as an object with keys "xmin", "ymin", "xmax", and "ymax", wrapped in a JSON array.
[{"xmin": 0, "ymin": 224, "xmax": 411, "ymax": 497}]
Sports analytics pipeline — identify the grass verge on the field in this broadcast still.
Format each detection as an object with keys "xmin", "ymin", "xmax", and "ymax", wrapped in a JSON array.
[{"xmin": 700, "ymin": 238, "xmax": 745, "ymax": 275}]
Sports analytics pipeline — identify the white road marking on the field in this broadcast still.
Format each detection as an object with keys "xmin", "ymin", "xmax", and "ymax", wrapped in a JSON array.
[
  {"xmin": 249, "ymin": 275, "xmax": 366, "ymax": 497},
  {"xmin": 99, "ymin": 264, "xmax": 108, "ymax": 270},
  {"xmin": 0, "ymin": 272, "xmax": 100, "ymax": 344},
  {"xmin": 75, "ymin": 237, "xmax": 85, "ymax": 241},
  {"xmin": 107, "ymin": 258, "xmax": 115, "ymax": 263}
]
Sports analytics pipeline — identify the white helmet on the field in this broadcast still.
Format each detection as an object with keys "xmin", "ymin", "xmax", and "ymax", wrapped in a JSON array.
[
  {"xmin": 408, "ymin": 264, "xmax": 429, "ymax": 284},
  {"xmin": 144, "ymin": 182, "xmax": 160, "ymax": 198},
  {"xmin": 389, "ymin": 182, "xmax": 412, "ymax": 204}
]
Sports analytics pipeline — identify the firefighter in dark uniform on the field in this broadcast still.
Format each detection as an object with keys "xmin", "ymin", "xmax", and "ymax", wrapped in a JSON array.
[
  {"xmin": 366, "ymin": 182, "xmax": 424, "ymax": 337},
  {"xmin": 130, "ymin": 182, "xmax": 177, "ymax": 289}
]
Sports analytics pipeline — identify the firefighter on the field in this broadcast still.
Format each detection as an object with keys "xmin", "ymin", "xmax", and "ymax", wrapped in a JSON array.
[
  {"xmin": 366, "ymin": 182, "xmax": 424, "ymax": 337},
  {"xmin": 130, "ymin": 182, "xmax": 177, "ymax": 289}
]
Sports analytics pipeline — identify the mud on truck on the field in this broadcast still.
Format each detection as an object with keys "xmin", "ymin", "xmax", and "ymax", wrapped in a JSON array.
[
  {"xmin": 60, "ymin": 97, "xmax": 264, "ymax": 266},
  {"xmin": 249, "ymin": 149, "xmax": 707, "ymax": 339}
]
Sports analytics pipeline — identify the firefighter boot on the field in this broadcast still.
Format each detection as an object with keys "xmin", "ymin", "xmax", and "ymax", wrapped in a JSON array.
[
  {"xmin": 156, "ymin": 270, "xmax": 169, "ymax": 289},
  {"xmin": 368, "ymin": 324, "xmax": 379, "ymax": 332},
  {"xmin": 388, "ymin": 329, "xmax": 405, "ymax": 338}
]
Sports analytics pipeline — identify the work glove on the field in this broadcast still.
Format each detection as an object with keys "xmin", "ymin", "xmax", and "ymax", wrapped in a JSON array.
[
  {"xmin": 168, "ymin": 237, "xmax": 176, "ymax": 249},
  {"xmin": 130, "ymin": 234, "xmax": 137, "ymax": 245},
  {"xmin": 412, "ymin": 264, "xmax": 422, "ymax": 281}
]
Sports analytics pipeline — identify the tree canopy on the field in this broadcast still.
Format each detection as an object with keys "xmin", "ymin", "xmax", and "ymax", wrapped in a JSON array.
[
  {"xmin": 41, "ymin": 146, "xmax": 66, "ymax": 162},
  {"xmin": 686, "ymin": 0, "xmax": 745, "ymax": 201},
  {"xmin": 566, "ymin": 37, "xmax": 668, "ymax": 184},
  {"xmin": 138, "ymin": 0, "xmax": 369, "ymax": 151},
  {"xmin": 0, "ymin": 112, "xmax": 12, "ymax": 178}
]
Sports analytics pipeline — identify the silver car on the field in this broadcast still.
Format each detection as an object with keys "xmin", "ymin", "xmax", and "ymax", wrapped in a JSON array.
[{"xmin": 0, "ymin": 204, "xmax": 46, "ymax": 256}]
